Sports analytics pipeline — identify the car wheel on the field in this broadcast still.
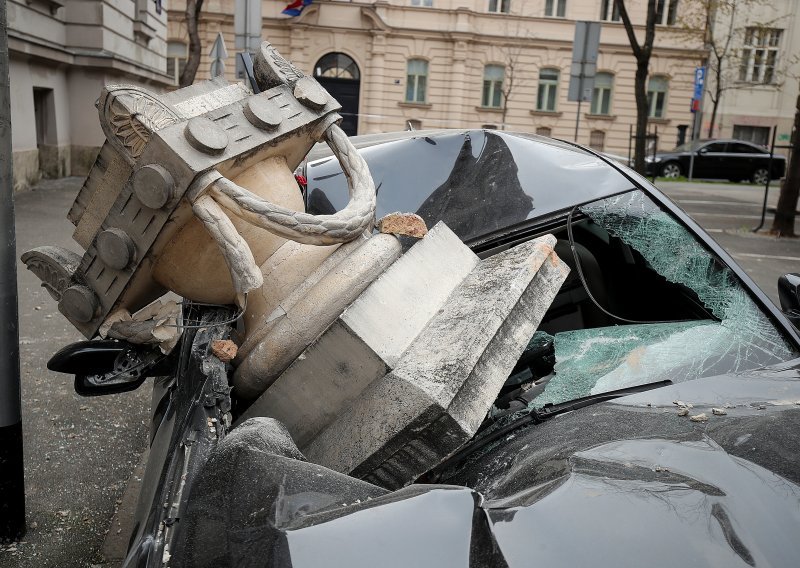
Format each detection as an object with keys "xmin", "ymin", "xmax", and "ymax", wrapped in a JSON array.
[
  {"xmin": 661, "ymin": 162, "xmax": 681, "ymax": 179},
  {"xmin": 752, "ymin": 167, "xmax": 770, "ymax": 185}
]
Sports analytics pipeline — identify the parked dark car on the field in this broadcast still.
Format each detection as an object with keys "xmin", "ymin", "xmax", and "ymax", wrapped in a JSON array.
[
  {"xmin": 51, "ymin": 129, "xmax": 800, "ymax": 567},
  {"xmin": 645, "ymin": 138, "xmax": 786, "ymax": 183}
]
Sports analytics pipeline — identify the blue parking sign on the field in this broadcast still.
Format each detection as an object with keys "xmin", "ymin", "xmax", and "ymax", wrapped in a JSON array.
[{"xmin": 693, "ymin": 67, "xmax": 706, "ymax": 100}]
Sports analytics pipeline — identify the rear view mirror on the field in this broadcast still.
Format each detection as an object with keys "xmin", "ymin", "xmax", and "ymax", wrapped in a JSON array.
[
  {"xmin": 698, "ymin": 147, "xmax": 708, "ymax": 155},
  {"xmin": 778, "ymin": 273, "xmax": 800, "ymax": 329},
  {"xmin": 48, "ymin": 340, "xmax": 174, "ymax": 396}
]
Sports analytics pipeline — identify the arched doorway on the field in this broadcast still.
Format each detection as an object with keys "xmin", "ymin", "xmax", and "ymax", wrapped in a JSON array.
[{"xmin": 314, "ymin": 53, "xmax": 360, "ymax": 136}]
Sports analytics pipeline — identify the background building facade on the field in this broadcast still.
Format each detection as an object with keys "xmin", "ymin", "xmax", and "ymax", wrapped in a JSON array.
[
  {"xmin": 169, "ymin": 0, "xmax": 707, "ymax": 157},
  {"xmin": 702, "ymin": 0, "xmax": 800, "ymax": 150},
  {"xmin": 8, "ymin": 0, "xmax": 172, "ymax": 190}
]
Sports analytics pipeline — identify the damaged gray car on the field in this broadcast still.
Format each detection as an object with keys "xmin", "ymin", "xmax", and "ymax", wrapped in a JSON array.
[{"xmin": 42, "ymin": 127, "xmax": 800, "ymax": 568}]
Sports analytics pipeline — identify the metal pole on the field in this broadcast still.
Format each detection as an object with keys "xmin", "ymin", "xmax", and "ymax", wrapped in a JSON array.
[
  {"xmin": 574, "ymin": 99, "xmax": 582, "ymax": 143},
  {"xmin": 753, "ymin": 125, "xmax": 778, "ymax": 233},
  {"xmin": 628, "ymin": 124, "xmax": 633, "ymax": 167},
  {"xmin": 651, "ymin": 126, "xmax": 658, "ymax": 184},
  {"xmin": 0, "ymin": 0, "xmax": 26, "ymax": 542}
]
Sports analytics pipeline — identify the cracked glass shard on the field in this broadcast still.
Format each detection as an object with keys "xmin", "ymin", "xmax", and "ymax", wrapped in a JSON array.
[{"xmin": 530, "ymin": 190, "xmax": 797, "ymax": 407}]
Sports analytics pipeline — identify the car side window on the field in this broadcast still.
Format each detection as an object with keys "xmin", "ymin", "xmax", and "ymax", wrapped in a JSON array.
[
  {"xmin": 704, "ymin": 142, "xmax": 727, "ymax": 153},
  {"xmin": 730, "ymin": 142, "xmax": 764, "ymax": 154}
]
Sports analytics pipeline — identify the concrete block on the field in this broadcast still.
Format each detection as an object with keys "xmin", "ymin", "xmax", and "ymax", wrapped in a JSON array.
[
  {"xmin": 239, "ymin": 222, "xmax": 479, "ymax": 445},
  {"xmin": 303, "ymin": 235, "xmax": 569, "ymax": 489},
  {"xmin": 232, "ymin": 232, "xmax": 404, "ymax": 399}
]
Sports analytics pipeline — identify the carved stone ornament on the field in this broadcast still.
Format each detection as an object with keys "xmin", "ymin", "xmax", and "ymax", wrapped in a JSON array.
[
  {"xmin": 98, "ymin": 85, "xmax": 180, "ymax": 164},
  {"xmin": 253, "ymin": 41, "xmax": 305, "ymax": 91},
  {"xmin": 20, "ymin": 246, "xmax": 83, "ymax": 301}
]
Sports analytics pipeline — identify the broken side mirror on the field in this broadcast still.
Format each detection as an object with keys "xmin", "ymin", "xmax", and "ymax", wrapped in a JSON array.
[
  {"xmin": 778, "ymin": 273, "xmax": 800, "ymax": 329},
  {"xmin": 48, "ymin": 340, "xmax": 175, "ymax": 396}
]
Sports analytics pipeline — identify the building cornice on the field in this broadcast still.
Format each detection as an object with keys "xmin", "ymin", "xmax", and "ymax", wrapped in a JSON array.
[
  {"xmin": 259, "ymin": 21, "xmax": 703, "ymax": 59},
  {"xmin": 360, "ymin": 6, "xmax": 390, "ymax": 32},
  {"xmin": 8, "ymin": 31, "xmax": 173, "ymax": 86}
]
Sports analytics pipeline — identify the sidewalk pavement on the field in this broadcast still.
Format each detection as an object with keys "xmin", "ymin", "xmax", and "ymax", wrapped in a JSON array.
[
  {"xmin": 1, "ymin": 178, "xmax": 150, "ymax": 568},
  {"xmin": 1, "ymin": 177, "xmax": 799, "ymax": 567}
]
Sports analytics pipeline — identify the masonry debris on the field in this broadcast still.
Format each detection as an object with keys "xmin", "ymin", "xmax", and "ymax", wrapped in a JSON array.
[{"xmin": 20, "ymin": 40, "xmax": 568, "ymax": 490}]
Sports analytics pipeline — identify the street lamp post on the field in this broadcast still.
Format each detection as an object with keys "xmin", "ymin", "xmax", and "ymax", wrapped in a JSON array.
[{"xmin": 0, "ymin": 0, "xmax": 26, "ymax": 543}]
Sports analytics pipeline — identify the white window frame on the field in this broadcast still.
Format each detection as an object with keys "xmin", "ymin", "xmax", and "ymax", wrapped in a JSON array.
[
  {"xmin": 482, "ymin": 64, "xmax": 505, "ymax": 108},
  {"xmin": 655, "ymin": 0, "xmax": 679, "ymax": 26},
  {"xmin": 405, "ymin": 59, "xmax": 428, "ymax": 103},
  {"xmin": 590, "ymin": 72, "xmax": 613, "ymax": 115},
  {"xmin": 647, "ymin": 76, "xmax": 668, "ymax": 119},
  {"xmin": 537, "ymin": 68, "xmax": 560, "ymax": 112},
  {"xmin": 600, "ymin": 0, "xmax": 620, "ymax": 22},
  {"xmin": 544, "ymin": 0, "xmax": 566, "ymax": 17},
  {"xmin": 167, "ymin": 41, "xmax": 188, "ymax": 84},
  {"xmin": 488, "ymin": 0, "xmax": 510, "ymax": 13},
  {"xmin": 411, "ymin": 0, "xmax": 433, "ymax": 6},
  {"xmin": 589, "ymin": 130, "xmax": 606, "ymax": 151},
  {"xmin": 739, "ymin": 27, "xmax": 782, "ymax": 84}
]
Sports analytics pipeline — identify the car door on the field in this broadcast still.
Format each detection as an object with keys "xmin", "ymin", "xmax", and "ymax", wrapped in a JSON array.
[
  {"xmin": 693, "ymin": 142, "xmax": 728, "ymax": 179},
  {"xmin": 727, "ymin": 142, "xmax": 763, "ymax": 181}
]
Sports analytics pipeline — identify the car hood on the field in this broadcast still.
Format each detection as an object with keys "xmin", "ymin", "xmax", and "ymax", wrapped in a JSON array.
[
  {"xmin": 177, "ymin": 362, "xmax": 800, "ymax": 567},
  {"xmin": 649, "ymin": 150, "xmax": 687, "ymax": 161}
]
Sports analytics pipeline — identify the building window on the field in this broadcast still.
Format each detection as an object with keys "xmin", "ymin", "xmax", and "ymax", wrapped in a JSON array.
[
  {"xmin": 733, "ymin": 125, "xmax": 770, "ymax": 146},
  {"xmin": 739, "ymin": 27, "xmax": 782, "ymax": 84},
  {"xmin": 537, "ymin": 68, "xmax": 560, "ymax": 112},
  {"xmin": 544, "ymin": 0, "xmax": 566, "ymax": 17},
  {"xmin": 590, "ymin": 72, "xmax": 613, "ymax": 115},
  {"xmin": 405, "ymin": 59, "xmax": 428, "ymax": 103},
  {"xmin": 600, "ymin": 0, "xmax": 621, "ymax": 21},
  {"xmin": 589, "ymin": 130, "xmax": 606, "ymax": 151},
  {"xmin": 482, "ymin": 124, "xmax": 499, "ymax": 129},
  {"xmin": 488, "ymin": 0, "xmax": 510, "ymax": 13},
  {"xmin": 314, "ymin": 52, "xmax": 360, "ymax": 80},
  {"xmin": 167, "ymin": 41, "xmax": 188, "ymax": 83},
  {"xmin": 655, "ymin": 0, "xmax": 678, "ymax": 25},
  {"xmin": 482, "ymin": 64, "xmax": 504, "ymax": 108},
  {"xmin": 411, "ymin": 0, "xmax": 433, "ymax": 6},
  {"xmin": 536, "ymin": 126, "xmax": 552, "ymax": 137},
  {"xmin": 647, "ymin": 75, "xmax": 668, "ymax": 118}
]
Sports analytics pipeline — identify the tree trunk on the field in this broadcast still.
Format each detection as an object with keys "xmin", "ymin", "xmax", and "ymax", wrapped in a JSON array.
[
  {"xmin": 179, "ymin": 0, "xmax": 205, "ymax": 88},
  {"xmin": 633, "ymin": 60, "xmax": 650, "ymax": 174},
  {"xmin": 770, "ymin": 90, "xmax": 800, "ymax": 237},
  {"xmin": 707, "ymin": 65, "xmax": 722, "ymax": 138},
  {"xmin": 616, "ymin": 0, "xmax": 657, "ymax": 175},
  {"xmin": 707, "ymin": 90, "xmax": 720, "ymax": 138}
]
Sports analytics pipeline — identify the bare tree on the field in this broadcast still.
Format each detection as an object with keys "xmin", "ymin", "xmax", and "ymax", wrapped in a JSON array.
[
  {"xmin": 703, "ymin": 0, "xmax": 735, "ymax": 137},
  {"xmin": 616, "ymin": 0, "xmax": 659, "ymax": 174},
  {"xmin": 179, "ymin": 0, "xmax": 205, "ymax": 87},
  {"xmin": 677, "ymin": 0, "xmax": 781, "ymax": 138},
  {"xmin": 498, "ymin": 43, "xmax": 525, "ymax": 130},
  {"xmin": 771, "ymin": 87, "xmax": 800, "ymax": 236}
]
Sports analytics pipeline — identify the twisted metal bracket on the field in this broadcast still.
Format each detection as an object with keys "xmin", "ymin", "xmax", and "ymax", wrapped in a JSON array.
[{"xmin": 189, "ymin": 123, "xmax": 377, "ymax": 303}]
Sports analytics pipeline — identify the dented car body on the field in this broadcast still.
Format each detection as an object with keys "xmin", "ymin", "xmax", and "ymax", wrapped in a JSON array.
[
  {"xmin": 26, "ymin": 45, "xmax": 800, "ymax": 567},
  {"xmin": 111, "ymin": 129, "xmax": 800, "ymax": 567}
]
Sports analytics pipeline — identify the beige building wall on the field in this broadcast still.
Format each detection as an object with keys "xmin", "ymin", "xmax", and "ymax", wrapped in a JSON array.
[
  {"xmin": 704, "ymin": 0, "xmax": 799, "ymax": 152},
  {"xmin": 8, "ymin": 0, "xmax": 173, "ymax": 190},
  {"xmin": 170, "ymin": 0, "xmax": 704, "ymax": 158}
]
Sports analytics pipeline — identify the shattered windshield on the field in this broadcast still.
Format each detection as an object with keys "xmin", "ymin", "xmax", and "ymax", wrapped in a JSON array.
[{"xmin": 527, "ymin": 190, "xmax": 798, "ymax": 408}]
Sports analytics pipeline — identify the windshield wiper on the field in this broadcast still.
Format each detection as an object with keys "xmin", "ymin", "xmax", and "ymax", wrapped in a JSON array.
[{"xmin": 425, "ymin": 379, "xmax": 672, "ymax": 482}]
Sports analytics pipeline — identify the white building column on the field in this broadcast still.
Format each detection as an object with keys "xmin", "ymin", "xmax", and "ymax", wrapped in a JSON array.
[{"xmin": 365, "ymin": 30, "xmax": 387, "ymax": 134}]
